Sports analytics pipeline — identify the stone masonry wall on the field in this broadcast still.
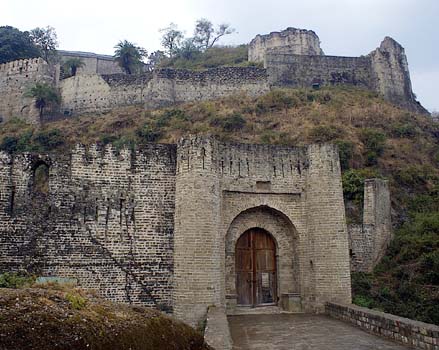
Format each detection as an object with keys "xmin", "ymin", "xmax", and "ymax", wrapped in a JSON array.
[
  {"xmin": 60, "ymin": 67, "xmax": 269, "ymax": 115},
  {"xmin": 326, "ymin": 302, "xmax": 439, "ymax": 350},
  {"xmin": 249, "ymin": 27, "xmax": 324, "ymax": 63},
  {"xmin": 348, "ymin": 179, "xmax": 392, "ymax": 272},
  {"xmin": 266, "ymin": 53, "xmax": 374, "ymax": 90},
  {"xmin": 0, "ymin": 58, "xmax": 54, "ymax": 124},
  {"xmin": 173, "ymin": 137, "xmax": 351, "ymax": 326},
  {"xmin": 0, "ymin": 144, "xmax": 176, "ymax": 310}
]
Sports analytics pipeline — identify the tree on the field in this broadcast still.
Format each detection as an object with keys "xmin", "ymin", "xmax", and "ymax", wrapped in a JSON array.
[
  {"xmin": 63, "ymin": 57, "xmax": 85, "ymax": 77},
  {"xmin": 160, "ymin": 23, "xmax": 184, "ymax": 57},
  {"xmin": 25, "ymin": 83, "xmax": 60, "ymax": 119},
  {"xmin": 147, "ymin": 50, "xmax": 166, "ymax": 70},
  {"xmin": 29, "ymin": 26, "xmax": 58, "ymax": 62},
  {"xmin": 175, "ymin": 38, "xmax": 200, "ymax": 60},
  {"xmin": 0, "ymin": 26, "xmax": 41, "ymax": 64},
  {"xmin": 193, "ymin": 19, "xmax": 235, "ymax": 50},
  {"xmin": 114, "ymin": 40, "xmax": 147, "ymax": 74}
]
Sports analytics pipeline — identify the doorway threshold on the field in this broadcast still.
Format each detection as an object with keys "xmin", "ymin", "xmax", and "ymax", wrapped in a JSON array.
[{"xmin": 228, "ymin": 305, "xmax": 282, "ymax": 316}]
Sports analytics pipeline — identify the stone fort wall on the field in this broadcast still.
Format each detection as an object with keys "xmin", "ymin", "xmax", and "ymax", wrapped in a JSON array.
[
  {"xmin": 60, "ymin": 67, "xmax": 269, "ymax": 115},
  {"xmin": 0, "ymin": 143, "xmax": 176, "ymax": 311},
  {"xmin": 0, "ymin": 58, "xmax": 55, "ymax": 124},
  {"xmin": 0, "ymin": 136, "xmax": 391, "ymax": 326}
]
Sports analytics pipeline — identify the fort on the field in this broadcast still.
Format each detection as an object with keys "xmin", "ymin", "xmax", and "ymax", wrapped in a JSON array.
[
  {"xmin": 0, "ymin": 27, "xmax": 427, "ymax": 125},
  {"xmin": 0, "ymin": 134, "xmax": 391, "ymax": 327}
]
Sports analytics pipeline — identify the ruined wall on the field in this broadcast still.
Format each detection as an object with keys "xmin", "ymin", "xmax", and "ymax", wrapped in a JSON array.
[
  {"xmin": 348, "ymin": 179, "xmax": 392, "ymax": 272},
  {"xmin": 0, "ymin": 58, "xmax": 54, "ymax": 124},
  {"xmin": 369, "ymin": 37, "xmax": 427, "ymax": 113},
  {"xmin": 0, "ymin": 144, "xmax": 176, "ymax": 310},
  {"xmin": 266, "ymin": 53, "xmax": 374, "ymax": 89},
  {"xmin": 60, "ymin": 67, "xmax": 269, "ymax": 115},
  {"xmin": 249, "ymin": 27, "xmax": 323, "ymax": 63}
]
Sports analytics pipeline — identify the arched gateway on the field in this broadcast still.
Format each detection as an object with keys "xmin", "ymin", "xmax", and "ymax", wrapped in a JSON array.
[{"xmin": 236, "ymin": 228, "xmax": 277, "ymax": 306}]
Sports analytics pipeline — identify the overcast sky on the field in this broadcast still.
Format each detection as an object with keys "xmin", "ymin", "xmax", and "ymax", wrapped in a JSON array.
[{"xmin": 3, "ymin": 0, "xmax": 438, "ymax": 111}]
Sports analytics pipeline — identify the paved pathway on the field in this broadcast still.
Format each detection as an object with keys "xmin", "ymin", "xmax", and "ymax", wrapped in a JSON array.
[{"xmin": 228, "ymin": 314, "xmax": 411, "ymax": 350}]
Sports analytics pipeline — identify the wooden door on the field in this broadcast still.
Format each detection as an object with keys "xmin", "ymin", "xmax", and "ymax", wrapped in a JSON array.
[{"xmin": 236, "ymin": 228, "xmax": 277, "ymax": 306}]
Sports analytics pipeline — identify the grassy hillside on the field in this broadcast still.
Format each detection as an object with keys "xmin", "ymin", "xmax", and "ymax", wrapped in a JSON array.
[
  {"xmin": 0, "ymin": 86, "xmax": 438, "ymax": 324},
  {"xmin": 0, "ymin": 277, "xmax": 209, "ymax": 350}
]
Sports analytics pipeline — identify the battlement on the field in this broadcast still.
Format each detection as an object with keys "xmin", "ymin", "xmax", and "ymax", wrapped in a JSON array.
[{"xmin": 0, "ymin": 57, "xmax": 48, "ymax": 75}]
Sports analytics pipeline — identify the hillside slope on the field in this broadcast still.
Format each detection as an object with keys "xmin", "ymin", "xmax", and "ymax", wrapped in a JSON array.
[{"xmin": 0, "ymin": 86, "xmax": 438, "ymax": 324}]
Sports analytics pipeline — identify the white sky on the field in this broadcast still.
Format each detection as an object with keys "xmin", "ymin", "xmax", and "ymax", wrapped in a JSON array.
[{"xmin": 3, "ymin": 0, "xmax": 438, "ymax": 111}]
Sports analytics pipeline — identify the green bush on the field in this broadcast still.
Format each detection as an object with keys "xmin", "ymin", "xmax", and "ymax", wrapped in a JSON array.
[
  {"xmin": 360, "ymin": 129, "xmax": 386, "ymax": 165},
  {"xmin": 221, "ymin": 114, "xmax": 246, "ymax": 132},
  {"xmin": 136, "ymin": 123, "xmax": 162, "ymax": 142},
  {"xmin": 0, "ymin": 272, "xmax": 35, "ymax": 288},
  {"xmin": 420, "ymin": 251, "xmax": 439, "ymax": 284},
  {"xmin": 65, "ymin": 293, "xmax": 87, "ymax": 310},
  {"xmin": 335, "ymin": 140, "xmax": 354, "ymax": 170},
  {"xmin": 34, "ymin": 129, "xmax": 64, "ymax": 151},
  {"xmin": 0, "ymin": 136, "xmax": 19, "ymax": 153},
  {"xmin": 308, "ymin": 125, "xmax": 343, "ymax": 143},
  {"xmin": 156, "ymin": 108, "xmax": 188, "ymax": 128},
  {"xmin": 352, "ymin": 295, "xmax": 374, "ymax": 308},
  {"xmin": 391, "ymin": 123, "xmax": 417, "ymax": 138},
  {"xmin": 342, "ymin": 169, "xmax": 378, "ymax": 202}
]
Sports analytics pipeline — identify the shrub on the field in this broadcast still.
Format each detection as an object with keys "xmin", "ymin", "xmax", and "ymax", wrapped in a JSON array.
[
  {"xmin": 65, "ymin": 293, "xmax": 87, "ymax": 310},
  {"xmin": 420, "ymin": 251, "xmax": 439, "ymax": 284},
  {"xmin": 0, "ymin": 272, "xmax": 35, "ymax": 288},
  {"xmin": 391, "ymin": 123, "xmax": 417, "ymax": 138},
  {"xmin": 335, "ymin": 140, "xmax": 354, "ymax": 170},
  {"xmin": 342, "ymin": 169, "xmax": 378, "ymax": 202},
  {"xmin": 136, "ymin": 123, "xmax": 162, "ymax": 142},
  {"xmin": 221, "ymin": 114, "xmax": 246, "ymax": 132},
  {"xmin": 360, "ymin": 129, "xmax": 386, "ymax": 157},
  {"xmin": 156, "ymin": 108, "xmax": 188, "ymax": 128},
  {"xmin": 34, "ymin": 129, "xmax": 64, "ymax": 151},
  {"xmin": 309, "ymin": 125, "xmax": 343, "ymax": 143},
  {"xmin": 0, "ymin": 136, "xmax": 19, "ymax": 153},
  {"xmin": 352, "ymin": 295, "xmax": 374, "ymax": 308}
]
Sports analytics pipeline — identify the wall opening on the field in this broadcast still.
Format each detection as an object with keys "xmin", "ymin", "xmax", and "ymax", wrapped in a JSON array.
[
  {"xmin": 33, "ymin": 162, "xmax": 50, "ymax": 195},
  {"xmin": 236, "ymin": 228, "xmax": 277, "ymax": 307}
]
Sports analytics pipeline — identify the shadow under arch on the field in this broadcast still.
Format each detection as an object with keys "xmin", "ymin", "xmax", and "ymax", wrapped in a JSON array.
[{"xmin": 225, "ymin": 205, "xmax": 301, "ymax": 309}]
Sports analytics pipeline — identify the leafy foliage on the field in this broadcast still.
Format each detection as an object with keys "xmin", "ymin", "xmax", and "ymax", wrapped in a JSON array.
[
  {"xmin": 25, "ymin": 83, "xmax": 60, "ymax": 118},
  {"xmin": 62, "ymin": 57, "xmax": 85, "ymax": 77},
  {"xmin": 29, "ymin": 26, "xmax": 58, "ymax": 62},
  {"xmin": 0, "ymin": 272, "xmax": 35, "ymax": 288},
  {"xmin": 0, "ymin": 26, "xmax": 41, "ymax": 63},
  {"xmin": 360, "ymin": 129, "xmax": 386, "ymax": 166},
  {"xmin": 114, "ymin": 40, "xmax": 147, "ymax": 74},
  {"xmin": 65, "ymin": 293, "xmax": 87, "ymax": 310},
  {"xmin": 193, "ymin": 18, "xmax": 235, "ymax": 50}
]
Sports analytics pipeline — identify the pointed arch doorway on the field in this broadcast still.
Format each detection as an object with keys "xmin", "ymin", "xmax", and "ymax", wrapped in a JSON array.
[{"xmin": 235, "ymin": 228, "xmax": 277, "ymax": 306}]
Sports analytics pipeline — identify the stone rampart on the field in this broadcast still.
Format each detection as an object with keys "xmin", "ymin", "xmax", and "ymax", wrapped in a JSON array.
[
  {"xmin": 266, "ymin": 53, "xmax": 374, "ymax": 89},
  {"xmin": 0, "ymin": 58, "xmax": 54, "ymax": 124},
  {"xmin": 60, "ymin": 67, "xmax": 269, "ymax": 115},
  {"xmin": 249, "ymin": 27, "xmax": 324, "ymax": 63},
  {"xmin": 0, "ymin": 143, "xmax": 176, "ymax": 310},
  {"xmin": 326, "ymin": 303, "xmax": 439, "ymax": 350}
]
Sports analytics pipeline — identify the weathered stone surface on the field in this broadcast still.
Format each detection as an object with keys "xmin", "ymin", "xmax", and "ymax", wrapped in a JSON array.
[
  {"xmin": 248, "ymin": 27, "xmax": 324, "ymax": 63},
  {"xmin": 0, "ymin": 58, "xmax": 55, "ymax": 124},
  {"xmin": 348, "ymin": 179, "xmax": 392, "ymax": 272},
  {"xmin": 229, "ymin": 313, "xmax": 412, "ymax": 349},
  {"xmin": 326, "ymin": 303, "xmax": 439, "ymax": 350},
  {"xmin": 0, "ymin": 137, "xmax": 352, "ymax": 328}
]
